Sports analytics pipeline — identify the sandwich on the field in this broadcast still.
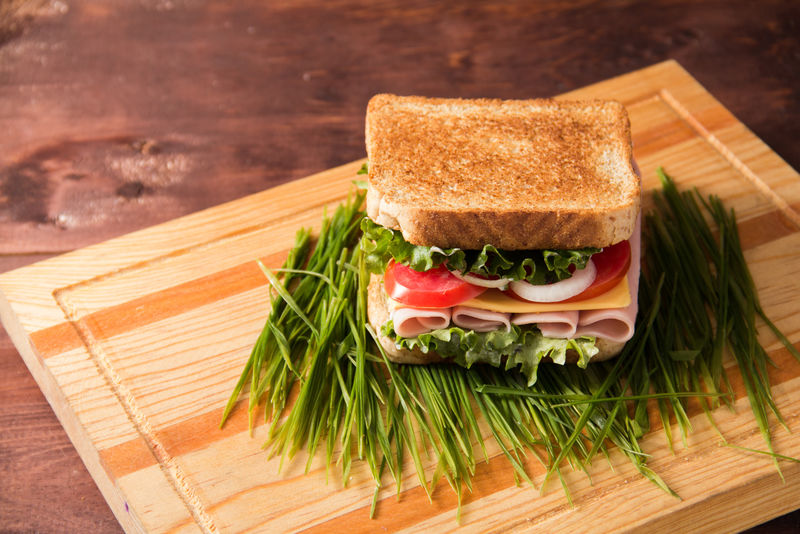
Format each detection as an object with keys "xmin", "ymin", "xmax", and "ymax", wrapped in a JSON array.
[{"xmin": 362, "ymin": 94, "xmax": 641, "ymax": 385}]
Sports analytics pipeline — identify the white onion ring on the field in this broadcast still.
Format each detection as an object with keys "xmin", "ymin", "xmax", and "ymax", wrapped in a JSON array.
[
  {"xmin": 450, "ymin": 270, "xmax": 512, "ymax": 289},
  {"xmin": 508, "ymin": 260, "xmax": 597, "ymax": 302}
]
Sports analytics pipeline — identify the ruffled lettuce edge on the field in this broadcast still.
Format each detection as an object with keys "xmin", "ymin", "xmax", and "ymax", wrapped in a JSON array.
[{"xmin": 382, "ymin": 321, "xmax": 599, "ymax": 386}]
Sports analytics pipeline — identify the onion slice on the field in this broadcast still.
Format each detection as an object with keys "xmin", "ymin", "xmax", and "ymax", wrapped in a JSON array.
[
  {"xmin": 509, "ymin": 260, "xmax": 597, "ymax": 302},
  {"xmin": 449, "ymin": 270, "xmax": 512, "ymax": 289}
]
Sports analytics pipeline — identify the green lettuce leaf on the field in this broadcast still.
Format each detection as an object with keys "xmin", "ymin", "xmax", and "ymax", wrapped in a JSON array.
[
  {"xmin": 381, "ymin": 321, "xmax": 599, "ymax": 386},
  {"xmin": 361, "ymin": 218, "xmax": 598, "ymax": 284}
]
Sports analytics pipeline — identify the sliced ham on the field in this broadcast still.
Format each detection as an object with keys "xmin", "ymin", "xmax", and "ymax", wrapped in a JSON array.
[
  {"xmin": 452, "ymin": 306, "xmax": 511, "ymax": 332},
  {"xmin": 512, "ymin": 310, "xmax": 580, "ymax": 338},
  {"xmin": 392, "ymin": 307, "xmax": 451, "ymax": 338},
  {"xmin": 574, "ymin": 214, "xmax": 641, "ymax": 343}
]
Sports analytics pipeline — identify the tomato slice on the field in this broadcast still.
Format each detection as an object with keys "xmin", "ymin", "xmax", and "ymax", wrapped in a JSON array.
[
  {"xmin": 384, "ymin": 261, "xmax": 488, "ymax": 308},
  {"xmin": 561, "ymin": 240, "xmax": 631, "ymax": 302}
]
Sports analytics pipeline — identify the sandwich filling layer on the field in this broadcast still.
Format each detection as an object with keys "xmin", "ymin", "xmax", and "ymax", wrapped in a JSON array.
[
  {"xmin": 387, "ymin": 215, "xmax": 640, "ymax": 343},
  {"xmin": 374, "ymin": 216, "xmax": 641, "ymax": 384}
]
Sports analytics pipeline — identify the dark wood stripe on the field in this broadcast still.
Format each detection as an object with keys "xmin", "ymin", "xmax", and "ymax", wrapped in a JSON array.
[
  {"xmin": 631, "ymin": 96, "xmax": 738, "ymax": 158},
  {"xmin": 99, "ymin": 382, "xmax": 302, "ymax": 479},
  {"xmin": 31, "ymin": 249, "xmax": 288, "ymax": 359},
  {"xmin": 633, "ymin": 117, "xmax": 697, "ymax": 157},
  {"xmin": 98, "ymin": 397, "xmax": 253, "ymax": 480},
  {"xmin": 737, "ymin": 210, "xmax": 799, "ymax": 250},
  {"xmin": 29, "ymin": 322, "xmax": 85, "ymax": 360},
  {"xmin": 306, "ymin": 444, "xmax": 546, "ymax": 533},
  {"xmin": 98, "ymin": 433, "xmax": 157, "ymax": 481}
]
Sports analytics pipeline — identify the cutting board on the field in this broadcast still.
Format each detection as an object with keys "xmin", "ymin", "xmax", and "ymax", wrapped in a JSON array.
[{"xmin": 2, "ymin": 60, "xmax": 800, "ymax": 533}]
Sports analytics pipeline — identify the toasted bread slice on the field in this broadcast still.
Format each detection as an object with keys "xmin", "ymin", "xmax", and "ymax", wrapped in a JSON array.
[
  {"xmin": 365, "ymin": 94, "xmax": 640, "ymax": 250},
  {"xmin": 367, "ymin": 276, "xmax": 622, "ymax": 364}
]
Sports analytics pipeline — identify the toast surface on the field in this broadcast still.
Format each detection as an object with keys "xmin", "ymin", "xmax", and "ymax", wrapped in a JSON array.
[{"xmin": 365, "ymin": 94, "xmax": 640, "ymax": 249}]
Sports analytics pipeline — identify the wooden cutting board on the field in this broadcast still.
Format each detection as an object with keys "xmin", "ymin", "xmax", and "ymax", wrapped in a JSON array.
[{"xmin": 2, "ymin": 60, "xmax": 800, "ymax": 533}]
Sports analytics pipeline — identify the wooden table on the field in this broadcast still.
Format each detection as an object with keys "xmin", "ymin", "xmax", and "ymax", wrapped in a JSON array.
[{"xmin": 1, "ymin": 1, "xmax": 798, "ymax": 532}]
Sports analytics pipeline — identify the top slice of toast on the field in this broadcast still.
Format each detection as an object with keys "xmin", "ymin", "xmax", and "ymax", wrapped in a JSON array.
[{"xmin": 365, "ymin": 94, "xmax": 640, "ymax": 250}]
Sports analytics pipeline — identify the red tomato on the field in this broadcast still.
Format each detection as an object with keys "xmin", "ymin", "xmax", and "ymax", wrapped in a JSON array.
[
  {"xmin": 384, "ymin": 261, "xmax": 488, "ymax": 308},
  {"xmin": 561, "ymin": 240, "xmax": 631, "ymax": 302}
]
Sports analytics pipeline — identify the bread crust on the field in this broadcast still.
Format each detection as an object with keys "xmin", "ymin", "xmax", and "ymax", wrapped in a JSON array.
[
  {"xmin": 367, "ymin": 276, "xmax": 623, "ymax": 365},
  {"xmin": 365, "ymin": 94, "xmax": 640, "ymax": 250}
]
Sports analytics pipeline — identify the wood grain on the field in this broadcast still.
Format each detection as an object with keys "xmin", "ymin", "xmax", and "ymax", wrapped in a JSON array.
[{"xmin": 1, "ymin": 61, "xmax": 800, "ymax": 533}]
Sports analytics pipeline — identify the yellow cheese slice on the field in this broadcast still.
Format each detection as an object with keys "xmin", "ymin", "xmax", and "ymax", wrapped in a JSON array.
[{"xmin": 460, "ymin": 276, "xmax": 630, "ymax": 313}]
